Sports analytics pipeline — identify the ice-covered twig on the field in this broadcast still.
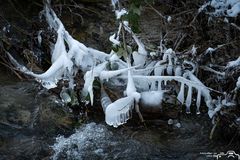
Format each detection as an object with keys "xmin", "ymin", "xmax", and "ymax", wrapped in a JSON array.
[
  {"xmin": 200, "ymin": 66, "xmax": 225, "ymax": 76},
  {"xmin": 226, "ymin": 57, "xmax": 240, "ymax": 69},
  {"xmin": 200, "ymin": 0, "xmax": 240, "ymax": 17}
]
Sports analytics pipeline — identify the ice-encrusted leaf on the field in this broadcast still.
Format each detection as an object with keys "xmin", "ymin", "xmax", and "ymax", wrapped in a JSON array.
[{"xmin": 105, "ymin": 96, "xmax": 134, "ymax": 128}]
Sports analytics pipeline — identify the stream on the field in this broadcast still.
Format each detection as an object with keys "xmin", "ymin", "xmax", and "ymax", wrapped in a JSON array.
[{"xmin": 0, "ymin": 68, "xmax": 236, "ymax": 160}]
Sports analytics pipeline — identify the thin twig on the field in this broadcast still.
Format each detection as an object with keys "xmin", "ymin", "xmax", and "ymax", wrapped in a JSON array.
[
  {"xmin": 230, "ymin": 23, "xmax": 240, "ymax": 31},
  {"xmin": 200, "ymin": 66, "xmax": 225, "ymax": 76},
  {"xmin": 0, "ymin": 61, "xmax": 23, "ymax": 80},
  {"xmin": 145, "ymin": 4, "xmax": 165, "ymax": 19},
  {"xmin": 174, "ymin": 33, "xmax": 186, "ymax": 51},
  {"xmin": 7, "ymin": 0, "xmax": 32, "ymax": 24}
]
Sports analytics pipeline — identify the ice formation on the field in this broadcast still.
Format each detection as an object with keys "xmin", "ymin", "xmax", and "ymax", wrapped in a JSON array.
[
  {"xmin": 7, "ymin": 0, "xmax": 226, "ymax": 127},
  {"xmin": 226, "ymin": 56, "xmax": 240, "ymax": 69},
  {"xmin": 200, "ymin": 0, "xmax": 240, "ymax": 17},
  {"xmin": 140, "ymin": 91, "xmax": 164, "ymax": 107}
]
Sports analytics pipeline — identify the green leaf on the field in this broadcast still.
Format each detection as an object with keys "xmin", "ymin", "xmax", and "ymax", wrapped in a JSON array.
[
  {"xmin": 127, "ymin": 46, "xmax": 133, "ymax": 54},
  {"xmin": 116, "ymin": 47, "xmax": 125, "ymax": 57},
  {"xmin": 132, "ymin": 5, "xmax": 141, "ymax": 16},
  {"xmin": 112, "ymin": 45, "xmax": 119, "ymax": 52}
]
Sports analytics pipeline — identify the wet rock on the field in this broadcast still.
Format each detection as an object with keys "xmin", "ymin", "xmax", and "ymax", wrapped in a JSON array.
[
  {"xmin": 37, "ymin": 95, "xmax": 74, "ymax": 136},
  {"xmin": 0, "ymin": 83, "xmax": 37, "ymax": 128},
  {"xmin": 168, "ymin": 119, "xmax": 174, "ymax": 125},
  {"xmin": 175, "ymin": 122, "xmax": 181, "ymax": 128},
  {"xmin": 0, "ymin": 136, "xmax": 51, "ymax": 160},
  {"xmin": 0, "ymin": 82, "xmax": 75, "ymax": 159},
  {"xmin": 7, "ymin": 109, "xmax": 31, "ymax": 126}
]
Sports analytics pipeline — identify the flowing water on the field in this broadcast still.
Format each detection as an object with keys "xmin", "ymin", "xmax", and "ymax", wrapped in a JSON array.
[
  {"xmin": 0, "ymin": 67, "xmax": 236, "ymax": 160},
  {"xmin": 49, "ymin": 119, "xmax": 226, "ymax": 160}
]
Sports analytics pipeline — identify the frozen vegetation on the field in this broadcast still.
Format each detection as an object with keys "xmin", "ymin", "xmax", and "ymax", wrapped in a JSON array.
[{"xmin": 7, "ymin": 0, "xmax": 239, "ymax": 128}]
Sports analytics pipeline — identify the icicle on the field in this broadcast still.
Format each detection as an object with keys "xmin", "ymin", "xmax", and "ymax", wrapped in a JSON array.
[
  {"xmin": 167, "ymin": 55, "xmax": 173, "ymax": 75},
  {"xmin": 82, "ymin": 71, "xmax": 95, "ymax": 105},
  {"xmin": 177, "ymin": 82, "xmax": 185, "ymax": 104},
  {"xmin": 185, "ymin": 71, "xmax": 213, "ymax": 112},
  {"xmin": 105, "ymin": 96, "xmax": 134, "ymax": 128},
  {"xmin": 196, "ymin": 89, "xmax": 201, "ymax": 114},
  {"xmin": 158, "ymin": 80, "xmax": 162, "ymax": 90},
  {"xmin": 150, "ymin": 80, "xmax": 157, "ymax": 91},
  {"xmin": 185, "ymin": 86, "xmax": 192, "ymax": 114},
  {"xmin": 82, "ymin": 62, "xmax": 107, "ymax": 105},
  {"xmin": 126, "ymin": 68, "xmax": 136, "ymax": 95},
  {"xmin": 101, "ymin": 87, "xmax": 112, "ymax": 112},
  {"xmin": 167, "ymin": 65, "xmax": 173, "ymax": 75},
  {"xmin": 127, "ymin": 62, "xmax": 142, "ymax": 121},
  {"xmin": 175, "ymin": 66, "xmax": 182, "ymax": 76},
  {"xmin": 154, "ymin": 65, "xmax": 165, "ymax": 76},
  {"xmin": 164, "ymin": 80, "xmax": 168, "ymax": 86}
]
